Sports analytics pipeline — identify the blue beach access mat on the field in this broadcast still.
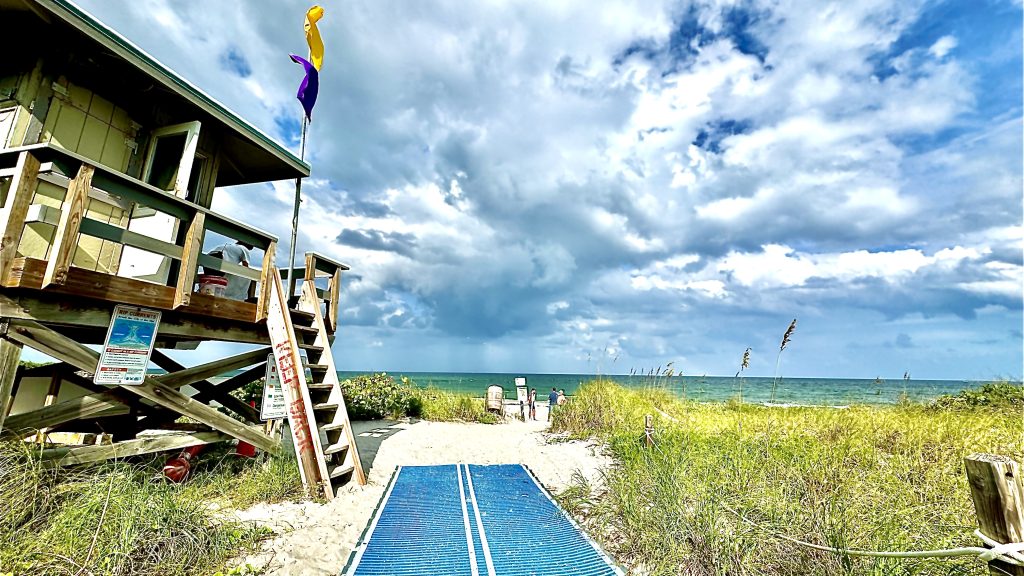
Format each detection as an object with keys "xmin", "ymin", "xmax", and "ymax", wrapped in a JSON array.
[{"xmin": 343, "ymin": 464, "xmax": 623, "ymax": 576}]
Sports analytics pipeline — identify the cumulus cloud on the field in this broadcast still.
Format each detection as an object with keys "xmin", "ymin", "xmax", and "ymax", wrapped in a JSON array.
[{"xmin": 74, "ymin": 0, "xmax": 1023, "ymax": 379}]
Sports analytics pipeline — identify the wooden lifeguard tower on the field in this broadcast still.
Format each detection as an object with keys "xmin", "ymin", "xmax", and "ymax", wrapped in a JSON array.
[{"xmin": 0, "ymin": 0, "xmax": 363, "ymax": 499}]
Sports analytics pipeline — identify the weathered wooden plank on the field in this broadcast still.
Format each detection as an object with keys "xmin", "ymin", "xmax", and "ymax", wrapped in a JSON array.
[
  {"xmin": 151, "ymin": 346, "xmax": 270, "ymax": 390},
  {"xmin": 41, "ymin": 431, "xmax": 231, "ymax": 466},
  {"xmin": 148, "ymin": 349, "xmax": 260, "ymax": 423},
  {"xmin": 43, "ymin": 163, "xmax": 93, "ymax": 287},
  {"xmin": 4, "ymin": 320, "xmax": 279, "ymax": 453},
  {"xmin": 34, "ymin": 365, "xmax": 64, "ymax": 443},
  {"xmin": 256, "ymin": 240, "xmax": 276, "ymax": 322},
  {"xmin": 6, "ymin": 259, "xmax": 256, "ymax": 323},
  {"xmin": 0, "ymin": 291, "xmax": 267, "ymax": 344},
  {"xmin": 306, "ymin": 251, "xmax": 351, "ymax": 273},
  {"xmin": 327, "ymin": 267, "xmax": 342, "ymax": 333},
  {"xmin": 304, "ymin": 253, "xmax": 317, "ymax": 283},
  {"xmin": 174, "ymin": 212, "xmax": 205, "ymax": 309},
  {"xmin": 966, "ymin": 453, "xmax": 1024, "ymax": 575},
  {"xmin": 1, "ymin": 390, "xmax": 129, "ymax": 437},
  {"xmin": 138, "ymin": 362, "xmax": 266, "ymax": 428},
  {"xmin": 0, "ymin": 152, "xmax": 41, "ymax": 283},
  {"xmin": 193, "ymin": 362, "xmax": 267, "ymax": 399},
  {"xmin": 0, "ymin": 336, "xmax": 23, "ymax": 434},
  {"xmin": 267, "ymin": 273, "xmax": 330, "ymax": 497},
  {"xmin": 79, "ymin": 218, "xmax": 185, "ymax": 260}
]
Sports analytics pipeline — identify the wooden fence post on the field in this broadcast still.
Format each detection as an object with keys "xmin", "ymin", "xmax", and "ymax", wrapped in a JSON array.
[
  {"xmin": 965, "ymin": 453, "xmax": 1024, "ymax": 576},
  {"xmin": 644, "ymin": 414, "xmax": 654, "ymax": 447}
]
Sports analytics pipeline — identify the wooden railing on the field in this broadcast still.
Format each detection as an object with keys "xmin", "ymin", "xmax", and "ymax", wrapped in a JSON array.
[
  {"xmin": 0, "ymin": 144, "xmax": 278, "ymax": 322},
  {"xmin": 279, "ymin": 252, "xmax": 349, "ymax": 333}
]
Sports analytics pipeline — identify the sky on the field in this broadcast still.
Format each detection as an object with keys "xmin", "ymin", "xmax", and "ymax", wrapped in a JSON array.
[{"xmin": 72, "ymin": 0, "xmax": 1022, "ymax": 380}]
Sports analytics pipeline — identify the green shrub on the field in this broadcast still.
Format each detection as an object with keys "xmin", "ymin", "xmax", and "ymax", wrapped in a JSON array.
[
  {"xmin": 929, "ymin": 380, "xmax": 1024, "ymax": 411},
  {"xmin": 340, "ymin": 373, "xmax": 419, "ymax": 419}
]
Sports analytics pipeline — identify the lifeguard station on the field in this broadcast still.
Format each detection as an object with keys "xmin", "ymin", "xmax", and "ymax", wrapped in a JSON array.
[{"xmin": 0, "ymin": 0, "xmax": 362, "ymax": 499}]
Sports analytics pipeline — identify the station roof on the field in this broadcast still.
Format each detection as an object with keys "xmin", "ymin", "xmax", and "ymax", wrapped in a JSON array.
[{"xmin": 4, "ymin": 0, "xmax": 311, "ymax": 186}]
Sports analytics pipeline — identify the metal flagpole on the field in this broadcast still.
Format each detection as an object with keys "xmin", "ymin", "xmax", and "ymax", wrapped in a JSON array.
[{"xmin": 286, "ymin": 115, "xmax": 308, "ymax": 301}]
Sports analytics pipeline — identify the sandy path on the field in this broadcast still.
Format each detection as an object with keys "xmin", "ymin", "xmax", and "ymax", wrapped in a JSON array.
[{"xmin": 232, "ymin": 416, "xmax": 609, "ymax": 575}]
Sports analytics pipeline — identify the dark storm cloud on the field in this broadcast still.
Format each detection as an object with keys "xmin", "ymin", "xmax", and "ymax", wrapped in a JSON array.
[{"xmin": 336, "ymin": 229, "xmax": 417, "ymax": 258}]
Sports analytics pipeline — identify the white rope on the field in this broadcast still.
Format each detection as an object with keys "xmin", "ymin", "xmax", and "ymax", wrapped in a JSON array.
[
  {"xmin": 640, "ymin": 421, "xmax": 1024, "ymax": 567},
  {"xmin": 722, "ymin": 504, "xmax": 1023, "ymax": 566}
]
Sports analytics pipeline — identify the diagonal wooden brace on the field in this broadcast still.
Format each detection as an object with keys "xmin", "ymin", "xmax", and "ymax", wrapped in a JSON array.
[{"xmin": 4, "ymin": 320, "xmax": 279, "ymax": 453}]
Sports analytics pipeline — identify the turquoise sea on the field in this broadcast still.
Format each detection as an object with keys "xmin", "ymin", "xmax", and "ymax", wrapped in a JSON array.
[{"xmin": 337, "ymin": 371, "xmax": 1001, "ymax": 406}]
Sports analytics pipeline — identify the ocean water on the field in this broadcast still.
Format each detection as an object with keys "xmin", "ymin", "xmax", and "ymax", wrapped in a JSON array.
[{"xmin": 337, "ymin": 371, "xmax": 997, "ymax": 406}]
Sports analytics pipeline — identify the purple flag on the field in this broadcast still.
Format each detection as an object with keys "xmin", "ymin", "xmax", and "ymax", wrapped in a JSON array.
[{"xmin": 290, "ymin": 54, "xmax": 319, "ymax": 121}]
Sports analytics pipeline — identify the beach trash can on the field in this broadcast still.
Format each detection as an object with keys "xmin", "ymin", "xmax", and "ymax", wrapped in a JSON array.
[{"xmin": 486, "ymin": 385, "xmax": 504, "ymax": 413}]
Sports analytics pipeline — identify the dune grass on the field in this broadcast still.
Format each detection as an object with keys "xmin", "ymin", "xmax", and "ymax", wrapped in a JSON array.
[
  {"xmin": 551, "ymin": 380, "xmax": 1023, "ymax": 575},
  {"xmin": 0, "ymin": 442, "xmax": 302, "ymax": 576},
  {"xmin": 412, "ymin": 387, "xmax": 500, "ymax": 423}
]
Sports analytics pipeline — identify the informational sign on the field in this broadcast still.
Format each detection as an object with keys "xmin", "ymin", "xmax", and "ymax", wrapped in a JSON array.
[
  {"xmin": 260, "ymin": 353, "xmax": 287, "ymax": 420},
  {"xmin": 95, "ymin": 305, "xmax": 161, "ymax": 385},
  {"xmin": 514, "ymin": 377, "xmax": 527, "ymax": 387}
]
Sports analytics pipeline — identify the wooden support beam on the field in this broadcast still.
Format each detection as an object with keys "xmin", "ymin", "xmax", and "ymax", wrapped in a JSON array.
[
  {"xmin": 149, "ymin": 350, "xmax": 260, "ymax": 423},
  {"xmin": 0, "ymin": 292, "xmax": 268, "ymax": 345},
  {"xmin": 34, "ymin": 365, "xmax": 63, "ymax": 443},
  {"xmin": 327, "ymin": 267, "xmax": 342, "ymax": 333},
  {"xmin": 137, "ymin": 362, "xmax": 265, "ymax": 428},
  {"xmin": 190, "ymin": 362, "xmax": 267, "ymax": 402},
  {"xmin": 1, "ymin": 390, "xmax": 129, "ymax": 438},
  {"xmin": 966, "ymin": 453, "xmax": 1024, "ymax": 575},
  {"xmin": 256, "ymin": 240, "xmax": 276, "ymax": 322},
  {"xmin": 41, "ymin": 431, "xmax": 231, "ymax": 466},
  {"xmin": 0, "ymin": 152, "xmax": 40, "ymax": 283},
  {"xmin": 0, "ymin": 335, "xmax": 23, "ymax": 434},
  {"xmin": 304, "ymin": 253, "xmax": 317, "ymax": 283},
  {"xmin": 3, "ymin": 320, "xmax": 279, "ymax": 453},
  {"xmin": 43, "ymin": 163, "xmax": 93, "ymax": 287},
  {"xmin": 151, "ymin": 346, "xmax": 271, "ymax": 390},
  {"xmin": 173, "ymin": 211, "xmax": 204, "ymax": 308}
]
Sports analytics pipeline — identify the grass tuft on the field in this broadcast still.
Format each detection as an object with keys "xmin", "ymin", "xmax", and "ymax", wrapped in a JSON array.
[
  {"xmin": 552, "ymin": 380, "xmax": 1023, "ymax": 575},
  {"xmin": 0, "ymin": 442, "xmax": 299, "ymax": 576}
]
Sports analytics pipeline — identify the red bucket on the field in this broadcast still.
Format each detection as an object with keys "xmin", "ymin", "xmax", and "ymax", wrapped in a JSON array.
[{"xmin": 197, "ymin": 274, "xmax": 228, "ymax": 297}]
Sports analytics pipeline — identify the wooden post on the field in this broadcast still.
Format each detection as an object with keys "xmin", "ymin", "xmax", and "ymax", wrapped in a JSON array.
[
  {"xmin": 43, "ymin": 163, "xmax": 94, "ymax": 287},
  {"xmin": 256, "ymin": 240, "xmax": 277, "ymax": 322},
  {"xmin": 173, "ymin": 211, "xmax": 205, "ymax": 308},
  {"xmin": 0, "ymin": 151, "xmax": 41, "ymax": 284},
  {"xmin": 34, "ymin": 365, "xmax": 63, "ymax": 444},
  {"xmin": 965, "ymin": 453, "xmax": 1024, "ymax": 575},
  {"xmin": 0, "ymin": 334, "xmax": 23, "ymax": 434},
  {"xmin": 327, "ymin": 267, "xmax": 341, "ymax": 333}
]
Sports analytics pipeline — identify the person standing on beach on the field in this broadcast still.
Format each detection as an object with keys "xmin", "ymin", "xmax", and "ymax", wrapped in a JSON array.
[
  {"xmin": 547, "ymin": 388, "xmax": 559, "ymax": 421},
  {"xmin": 528, "ymin": 388, "xmax": 537, "ymax": 420},
  {"xmin": 557, "ymin": 389, "xmax": 567, "ymax": 406}
]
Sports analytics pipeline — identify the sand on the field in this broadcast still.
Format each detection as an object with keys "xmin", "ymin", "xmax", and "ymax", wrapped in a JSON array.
[{"xmin": 230, "ymin": 410, "xmax": 610, "ymax": 575}]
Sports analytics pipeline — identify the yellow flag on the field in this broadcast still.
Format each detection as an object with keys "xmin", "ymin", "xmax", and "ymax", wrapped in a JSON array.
[{"xmin": 304, "ymin": 6, "xmax": 324, "ymax": 71}]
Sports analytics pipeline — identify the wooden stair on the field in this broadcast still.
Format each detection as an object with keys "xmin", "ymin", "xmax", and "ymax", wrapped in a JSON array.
[{"xmin": 265, "ymin": 274, "xmax": 364, "ymax": 499}]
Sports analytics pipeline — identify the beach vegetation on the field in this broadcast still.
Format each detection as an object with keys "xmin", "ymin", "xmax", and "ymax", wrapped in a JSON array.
[
  {"xmin": 551, "ymin": 380, "xmax": 1022, "ymax": 575},
  {"xmin": 769, "ymin": 318, "xmax": 797, "ymax": 403},
  {"xmin": 411, "ymin": 387, "xmax": 500, "ymax": 424},
  {"xmin": 0, "ymin": 441, "xmax": 299, "ymax": 576},
  {"xmin": 929, "ymin": 380, "xmax": 1024, "ymax": 412},
  {"xmin": 340, "ymin": 372, "xmax": 498, "ymax": 423}
]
